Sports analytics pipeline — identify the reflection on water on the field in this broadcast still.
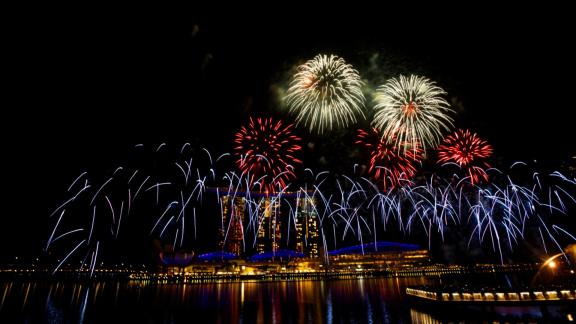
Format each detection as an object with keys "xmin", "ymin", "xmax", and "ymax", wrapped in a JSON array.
[
  {"xmin": 0, "ymin": 278, "xmax": 428, "ymax": 323},
  {"xmin": 0, "ymin": 277, "xmax": 573, "ymax": 323},
  {"xmin": 409, "ymin": 302, "xmax": 576, "ymax": 323},
  {"xmin": 410, "ymin": 308, "xmax": 442, "ymax": 324}
]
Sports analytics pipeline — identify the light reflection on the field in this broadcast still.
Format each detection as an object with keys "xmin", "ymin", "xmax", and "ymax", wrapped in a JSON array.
[
  {"xmin": 78, "ymin": 287, "xmax": 89, "ymax": 324},
  {"xmin": 240, "ymin": 282, "xmax": 244, "ymax": 306},
  {"xmin": 21, "ymin": 282, "xmax": 32, "ymax": 310},
  {"xmin": 0, "ymin": 277, "xmax": 570, "ymax": 322},
  {"xmin": 0, "ymin": 283, "xmax": 12, "ymax": 311},
  {"xmin": 326, "ymin": 290, "xmax": 333, "ymax": 324},
  {"xmin": 410, "ymin": 308, "xmax": 441, "ymax": 324},
  {"xmin": 114, "ymin": 281, "xmax": 120, "ymax": 306}
]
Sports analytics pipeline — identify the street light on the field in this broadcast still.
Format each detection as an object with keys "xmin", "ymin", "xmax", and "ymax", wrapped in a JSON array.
[{"xmin": 531, "ymin": 253, "xmax": 563, "ymax": 286}]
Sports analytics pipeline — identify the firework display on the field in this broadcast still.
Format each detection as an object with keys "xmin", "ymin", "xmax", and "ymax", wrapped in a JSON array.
[
  {"xmin": 43, "ymin": 57, "xmax": 576, "ymax": 276},
  {"xmin": 372, "ymin": 75, "xmax": 454, "ymax": 154},
  {"xmin": 284, "ymin": 54, "xmax": 365, "ymax": 133},
  {"xmin": 46, "ymin": 143, "xmax": 576, "ymax": 275},
  {"xmin": 234, "ymin": 117, "xmax": 302, "ymax": 193},
  {"xmin": 437, "ymin": 129, "xmax": 493, "ymax": 185},
  {"xmin": 356, "ymin": 128, "xmax": 422, "ymax": 191}
]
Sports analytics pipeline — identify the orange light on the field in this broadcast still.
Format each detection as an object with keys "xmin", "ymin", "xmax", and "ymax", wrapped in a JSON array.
[{"xmin": 548, "ymin": 260, "xmax": 557, "ymax": 269}]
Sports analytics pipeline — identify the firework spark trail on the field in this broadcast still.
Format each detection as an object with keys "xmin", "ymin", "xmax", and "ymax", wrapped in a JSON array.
[
  {"xmin": 175, "ymin": 162, "xmax": 189, "ymax": 185},
  {"xmin": 128, "ymin": 170, "xmax": 139, "ymax": 185},
  {"xmin": 202, "ymin": 147, "xmax": 213, "ymax": 166},
  {"xmin": 88, "ymin": 206, "xmax": 96, "ymax": 243},
  {"xmin": 180, "ymin": 215, "xmax": 185, "ymax": 247},
  {"xmin": 46, "ymin": 210, "xmax": 65, "ymax": 250},
  {"xmin": 50, "ymin": 184, "xmax": 91, "ymax": 218},
  {"xmin": 127, "ymin": 189, "xmax": 132, "ymax": 216},
  {"xmin": 159, "ymin": 216, "xmax": 175, "ymax": 238},
  {"xmin": 551, "ymin": 171, "xmax": 576, "ymax": 185},
  {"xmin": 115, "ymin": 201, "xmax": 124, "ymax": 238},
  {"xmin": 173, "ymin": 229, "xmax": 179, "ymax": 250},
  {"xmin": 145, "ymin": 182, "xmax": 171, "ymax": 205},
  {"xmin": 132, "ymin": 176, "xmax": 150, "ymax": 203},
  {"xmin": 553, "ymin": 225, "xmax": 576, "ymax": 241},
  {"xmin": 216, "ymin": 153, "xmax": 230, "ymax": 162},
  {"xmin": 176, "ymin": 190, "xmax": 196, "ymax": 222},
  {"xmin": 193, "ymin": 174, "xmax": 206, "ymax": 202},
  {"xmin": 90, "ymin": 241, "xmax": 99, "ymax": 278},
  {"xmin": 67, "ymin": 172, "xmax": 87, "ymax": 192},
  {"xmin": 186, "ymin": 160, "xmax": 194, "ymax": 182},
  {"xmin": 52, "ymin": 239, "xmax": 86, "ymax": 275},
  {"xmin": 113, "ymin": 166, "xmax": 123, "ymax": 176},
  {"xmin": 180, "ymin": 143, "xmax": 190, "ymax": 154},
  {"xmin": 150, "ymin": 201, "xmax": 178, "ymax": 234},
  {"xmin": 192, "ymin": 207, "xmax": 196, "ymax": 240},
  {"xmin": 105, "ymin": 196, "xmax": 115, "ymax": 224},
  {"xmin": 539, "ymin": 227, "xmax": 549, "ymax": 254},
  {"xmin": 538, "ymin": 216, "xmax": 569, "ymax": 262},
  {"xmin": 51, "ymin": 228, "xmax": 84, "ymax": 244},
  {"xmin": 90, "ymin": 177, "xmax": 113, "ymax": 206},
  {"xmin": 554, "ymin": 185, "xmax": 576, "ymax": 204}
]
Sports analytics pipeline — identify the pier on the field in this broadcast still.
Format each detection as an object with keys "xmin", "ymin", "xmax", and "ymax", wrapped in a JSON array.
[{"xmin": 406, "ymin": 286, "xmax": 576, "ymax": 303}]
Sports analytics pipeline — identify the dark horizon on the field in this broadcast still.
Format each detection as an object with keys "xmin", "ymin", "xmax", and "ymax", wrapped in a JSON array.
[{"xmin": 3, "ymin": 7, "xmax": 575, "ymax": 259}]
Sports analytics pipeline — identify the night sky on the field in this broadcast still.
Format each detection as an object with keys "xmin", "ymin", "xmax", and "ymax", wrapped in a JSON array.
[{"xmin": 3, "ymin": 6, "xmax": 574, "ymax": 259}]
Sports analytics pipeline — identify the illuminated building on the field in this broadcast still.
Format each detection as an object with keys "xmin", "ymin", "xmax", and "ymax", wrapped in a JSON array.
[
  {"xmin": 161, "ymin": 242, "xmax": 432, "ymax": 276},
  {"xmin": 295, "ymin": 195, "xmax": 319, "ymax": 258},
  {"xmin": 216, "ymin": 190, "xmax": 319, "ymax": 258},
  {"xmin": 255, "ymin": 196, "xmax": 282, "ymax": 254},
  {"xmin": 219, "ymin": 195, "xmax": 245, "ymax": 255},
  {"xmin": 328, "ymin": 242, "xmax": 430, "ymax": 270},
  {"xmin": 219, "ymin": 194, "xmax": 283, "ymax": 256}
]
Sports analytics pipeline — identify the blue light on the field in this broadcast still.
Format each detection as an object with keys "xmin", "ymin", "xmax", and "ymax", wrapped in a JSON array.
[
  {"xmin": 328, "ymin": 241, "xmax": 420, "ymax": 256},
  {"xmin": 197, "ymin": 251, "xmax": 238, "ymax": 261},
  {"xmin": 248, "ymin": 249, "xmax": 305, "ymax": 261}
]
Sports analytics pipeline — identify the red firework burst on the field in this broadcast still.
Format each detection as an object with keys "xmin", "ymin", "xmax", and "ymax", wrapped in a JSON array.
[
  {"xmin": 437, "ymin": 129, "xmax": 493, "ymax": 185},
  {"xmin": 356, "ymin": 128, "xmax": 422, "ymax": 191},
  {"xmin": 235, "ymin": 117, "xmax": 302, "ymax": 193}
]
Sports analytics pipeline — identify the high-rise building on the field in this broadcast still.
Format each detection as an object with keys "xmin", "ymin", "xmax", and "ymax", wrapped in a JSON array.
[
  {"xmin": 219, "ymin": 196, "xmax": 245, "ymax": 255},
  {"xmin": 217, "ymin": 190, "xmax": 318, "ymax": 258},
  {"xmin": 255, "ymin": 196, "xmax": 282, "ymax": 254},
  {"xmin": 219, "ymin": 194, "xmax": 283, "ymax": 256},
  {"xmin": 295, "ymin": 195, "xmax": 319, "ymax": 258}
]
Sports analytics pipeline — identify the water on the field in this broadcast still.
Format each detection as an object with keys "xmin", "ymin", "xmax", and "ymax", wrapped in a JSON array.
[{"xmin": 1, "ymin": 278, "xmax": 573, "ymax": 323}]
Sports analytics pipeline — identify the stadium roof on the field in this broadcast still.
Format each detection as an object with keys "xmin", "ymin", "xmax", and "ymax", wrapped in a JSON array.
[
  {"xmin": 196, "ymin": 251, "xmax": 239, "ymax": 262},
  {"xmin": 328, "ymin": 241, "xmax": 420, "ymax": 256},
  {"xmin": 248, "ymin": 249, "xmax": 305, "ymax": 261},
  {"xmin": 159, "ymin": 252, "xmax": 195, "ymax": 266}
]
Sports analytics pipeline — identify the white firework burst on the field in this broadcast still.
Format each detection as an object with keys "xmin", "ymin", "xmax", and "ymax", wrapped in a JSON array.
[
  {"xmin": 372, "ymin": 75, "xmax": 454, "ymax": 154},
  {"xmin": 284, "ymin": 54, "xmax": 365, "ymax": 133}
]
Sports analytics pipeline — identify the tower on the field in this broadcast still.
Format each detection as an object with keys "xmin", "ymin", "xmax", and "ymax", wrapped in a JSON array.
[
  {"xmin": 219, "ymin": 195, "xmax": 245, "ymax": 255},
  {"xmin": 255, "ymin": 196, "xmax": 282, "ymax": 254},
  {"xmin": 295, "ymin": 195, "xmax": 319, "ymax": 258}
]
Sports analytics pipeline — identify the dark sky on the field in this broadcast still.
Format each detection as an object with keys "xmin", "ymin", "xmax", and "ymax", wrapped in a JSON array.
[{"xmin": 3, "ymin": 6, "xmax": 575, "ymax": 258}]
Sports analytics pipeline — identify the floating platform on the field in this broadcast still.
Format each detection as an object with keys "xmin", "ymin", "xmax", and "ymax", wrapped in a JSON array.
[{"xmin": 406, "ymin": 287, "xmax": 576, "ymax": 304}]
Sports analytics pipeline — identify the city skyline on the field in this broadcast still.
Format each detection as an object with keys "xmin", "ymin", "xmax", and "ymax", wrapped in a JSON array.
[
  {"xmin": 2, "ymin": 7, "xmax": 576, "ymax": 324},
  {"xmin": 3, "ymin": 7, "xmax": 575, "ymax": 263}
]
